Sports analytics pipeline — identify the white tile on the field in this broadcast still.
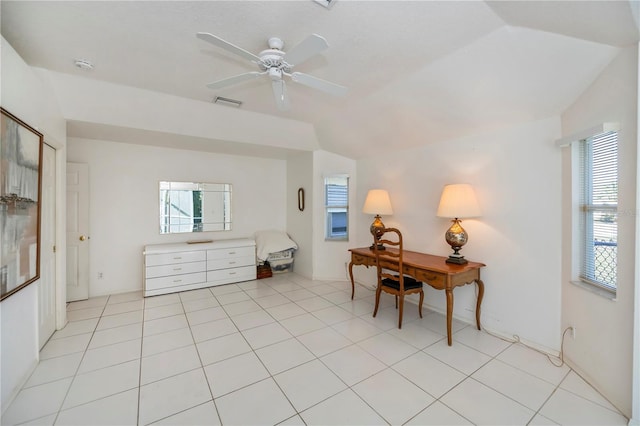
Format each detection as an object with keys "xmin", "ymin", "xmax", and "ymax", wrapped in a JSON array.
[
  {"xmin": 20, "ymin": 413, "xmax": 57, "ymax": 425},
  {"xmin": 141, "ymin": 344, "xmax": 202, "ymax": 385},
  {"xmin": 142, "ymin": 327, "xmax": 194, "ymax": 357},
  {"xmin": 1, "ymin": 378, "xmax": 72, "ymax": 425},
  {"xmin": 285, "ymin": 288, "xmax": 316, "ymax": 301},
  {"xmin": 299, "ymin": 389, "xmax": 387, "ymax": 426},
  {"xmin": 25, "ymin": 352, "xmax": 83, "ymax": 388},
  {"xmin": 220, "ymin": 299, "xmax": 263, "ymax": 317},
  {"xmin": 244, "ymin": 286, "xmax": 279, "ymax": 299},
  {"xmin": 255, "ymin": 338, "xmax": 315, "ymax": 375},
  {"xmin": 215, "ymin": 290, "xmax": 251, "ymax": 305},
  {"xmin": 107, "ymin": 291, "xmax": 143, "ymax": 305},
  {"xmin": 297, "ymin": 327, "xmax": 352, "ymax": 357},
  {"xmin": 152, "ymin": 401, "xmax": 221, "ymax": 425},
  {"xmin": 241, "ymin": 321, "xmax": 292, "ymax": 349},
  {"xmin": 66, "ymin": 306, "xmax": 104, "ymax": 322},
  {"xmin": 309, "ymin": 283, "xmax": 347, "ymax": 296},
  {"xmin": 353, "ymin": 368, "xmax": 435, "ymax": 425},
  {"xmin": 67, "ymin": 296, "xmax": 108, "ymax": 311},
  {"xmin": 96, "ymin": 310, "xmax": 143, "ymax": 331},
  {"xmin": 405, "ymin": 401, "xmax": 473, "ymax": 425},
  {"xmin": 50, "ymin": 318, "xmax": 99, "ymax": 340},
  {"xmin": 393, "ymin": 351, "xmax": 466, "ymax": 398},
  {"xmin": 254, "ymin": 293, "xmax": 291, "ymax": 309},
  {"xmin": 359, "ymin": 307, "xmax": 403, "ymax": 331},
  {"xmin": 89, "ymin": 322, "xmax": 143, "ymax": 349},
  {"xmin": 497, "ymin": 344, "xmax": 570, "ymax": 386},
  {"xmin": 387, "ymin": 321, "xmax": 445, "ymax": 349},
  {"xmin": 423, "ymin": 339, "xmax": 492, "ymax": 375},
  {"xmin": 190, "ymin": 317, "xmax": 238, "ymax": 343},
  {"xmin": 55, "ymin": 388, "xmax": 138, "ymax": 425},
  {"xmin": 144, "ymin": 293, "xmax": 181, "ymax": 309},
  {"xmin": 236, "ymin": 280, "xmax": 259, "ymax": 290},
  {"xmin": 441, "ymin": 378, "xmax": 535, "ymax": 425},
  {"xmin": 279, "ymin": 313, "xmax": 326, "ymax": 336},
  {"xmin": 215, "ymin": 378, "xmax": 295, "ymax": 426},
  {"xmin": 418, "ymin": 311, "xmax": 469, "ymax": 335},
  {"xmin": 179, "ymin": 288, "xmax": 216, "ymax": 302},
  {"xmin": 539, "ymin": 388, "xmax": 627, "ymax": 425},
  {"xmin": 295, "ymin": 295, "xmax": 334, "ymax": 312},
  {"xmin": 139, "ymin": 368, "xmax": 212, "ymax": 425},
  {"xmin": 39, "ymin": 332, "xmax": 92, "ymax": 360},
  {"xmin": 453, "ymin": 327, "xmax": 512, "ymax": 356},
  {"xmin": 204, "ymin": 352, "xmax": 269, "ymax": 397},
  {"xmin": 320, "ymin": 344, "xmax": 386, "ymax": 386},
  {"xmin": 78, "ymin": 338, "xmax": 141, "ymax": 374},
  {"xmin": 312, "ymin": 305, "xmax": 354, "ymax": 325},
  {"xmin": 528, "ymin": 413, "xmax": 559, "ymax": 425},
  {"xmin": 62, "ymin": 360, "xmax": 139, "ymax": 410},
  {"xmin": 338, "ymin": 298, "xmax": 376, "ymax": 316},
  {"xmin": 196, "ymin": 332, "xmax": 251, "ymax": 366},
  {"xmin": 266, "ymin": 302, "xmax": 307, "ymax": 321},
  {"xmin": 331, "ymin": 317, "xmax": 383, "ymax": 342},
  {"xmin": 144, "ymin": 303, "xmax": 184, "ymax": 321},
  {"xmin": 322, "ymin": 290, "xmax": 355, "ymax": 305},
  {"xmin": 274, "ymin": 359, "xmax": 347, "ymax": 411},
  {"xmin": 357, "ymin": 332, "xmax": 419, "ymax": 365},
  {"xmin": 210, "ymin": 283, "xmax": 243, "ymax": 296},
  {"xmin": 102, "ymin": 299, "xmax": 144, "ymax": 316},
  {"xmin": 143, "ymin": 314, "xmax": 189, "ymax": 336},
  {"xmin": 230, "ymin": 309, "xmax": 274, "ymax": 330},
  {"xmin": 185, "ymin": 306, "xmax": 228, "ymax": 326},
  {"xmin": 472, "ymin": 359, "xmax": 556, "ymax": 410},
  {"xmin": 559, "ymin": 371, "xmax": 620, "ymax": 412},
  {"xmin": 182, "ymin": 297, "xmax": 220, "ymax": 313}
]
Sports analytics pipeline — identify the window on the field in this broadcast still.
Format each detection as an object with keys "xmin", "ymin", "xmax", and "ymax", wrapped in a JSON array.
[
  {"xmin": 578, "ymin": 131, "xmax": 618, "ymax": 294},
  {"xmin": 325, "ymin": 175, "xmax": 349, "ymax": 240}
]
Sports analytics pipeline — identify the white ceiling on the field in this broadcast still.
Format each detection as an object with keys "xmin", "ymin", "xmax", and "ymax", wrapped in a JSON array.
[{"xmin": 1, "ymin": 1, "xmax": 638, "ymax": 159}]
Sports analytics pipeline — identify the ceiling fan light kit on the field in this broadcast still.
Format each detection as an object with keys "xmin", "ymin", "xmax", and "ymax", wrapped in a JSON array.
[{"xmin": 196, "ymin": 32, "xmax": 347, "ymax": 111}]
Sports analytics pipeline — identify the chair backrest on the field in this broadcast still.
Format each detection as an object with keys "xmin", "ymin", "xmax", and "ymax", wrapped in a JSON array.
[{"xmin": 372, "ymin": 227, "xmax": 406, "ymax": 290}]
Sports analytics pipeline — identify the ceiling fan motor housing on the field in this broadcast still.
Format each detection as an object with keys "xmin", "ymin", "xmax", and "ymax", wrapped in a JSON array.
[{"xmin": 258, "ymin": 48, "xmax": 291, "ymax": 73}]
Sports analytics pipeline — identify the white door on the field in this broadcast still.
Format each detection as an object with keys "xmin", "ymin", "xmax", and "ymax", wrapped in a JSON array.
[
  {"xmin": 66, "ymin": 162, "xmax": 89, "ymax": 302},
  {"xmin": 38, "ymin": 144, "xmax": 57, "ymax": 348}
]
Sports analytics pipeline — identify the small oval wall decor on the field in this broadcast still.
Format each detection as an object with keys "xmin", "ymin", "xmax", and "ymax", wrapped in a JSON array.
[{"xmin": 298, "ymin": 187, "xmax": 305, "ymax": 211}]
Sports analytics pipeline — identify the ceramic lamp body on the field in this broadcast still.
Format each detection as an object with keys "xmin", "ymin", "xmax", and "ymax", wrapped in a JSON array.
[{"xmin": 445, "ymin": 219, "xmax": 468, "ymax": 252}]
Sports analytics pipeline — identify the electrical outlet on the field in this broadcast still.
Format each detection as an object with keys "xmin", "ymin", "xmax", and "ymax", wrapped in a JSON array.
[
  {"xmin": 98, "ymin": 272, "xmax": 104, "ymax": 279},
  {"xmin": 570, "ymin": 326, "xmax": 576, "ymax": 339}
]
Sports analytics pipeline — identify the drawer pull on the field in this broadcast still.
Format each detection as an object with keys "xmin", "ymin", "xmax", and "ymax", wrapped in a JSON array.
[
  {"xmin": 173, "ymin": 268, "xmax": 182, "ymax": 271},
  {"xmin": 173, "ymin": 279, "xmax": 182, "ymax": 283},
  {"xmin": 228, "ymin": 251, "xmax": 236, "ymax": 255},
  {"xmin": 229, "ymin": 261, "xmax": 236, "ymax": 265},
  {"xmin": 173, "ymin": 257, "xmax": 182, "ymax": 260},
  {"xmin": 229, "ymin": 272, "xmax": 236, "ymax": 275}
]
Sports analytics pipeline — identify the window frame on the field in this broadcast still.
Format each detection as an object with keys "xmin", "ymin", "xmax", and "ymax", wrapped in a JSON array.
[{"xmin": 324, "ymin": 174, "xmax": 349, "ymax": 241}]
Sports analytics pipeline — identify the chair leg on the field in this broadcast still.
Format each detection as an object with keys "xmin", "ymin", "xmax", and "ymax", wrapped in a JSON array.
[
  {"xmin": 418, "ymin": 290, "xmax": 424, "ymax": 318},
  {"xmin": 395, "ymin": 295, "xmax": 398, "ymax": 309},
  {"xmin": 398, "ymin": 295, "xmax": 404, "ymax": 329},
  {"xmin": 373, "ymin": 285, "xmax": 382, "ymax": 318}
]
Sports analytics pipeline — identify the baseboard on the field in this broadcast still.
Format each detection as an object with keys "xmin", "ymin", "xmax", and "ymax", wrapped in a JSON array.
[{"xmin": 1, "ymin": 357, "xmax": 38, "ymax": 416}]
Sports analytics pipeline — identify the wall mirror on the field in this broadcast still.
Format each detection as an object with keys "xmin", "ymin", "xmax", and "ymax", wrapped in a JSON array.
[{"xmin": 160, "ymin": 181, "xmax": 232, "ymax": 234}]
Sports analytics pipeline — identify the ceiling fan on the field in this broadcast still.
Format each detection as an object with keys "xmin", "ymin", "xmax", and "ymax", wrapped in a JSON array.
[{"xmin": 196, "ymin": 32, "xmax": 347, "ymax": 110}]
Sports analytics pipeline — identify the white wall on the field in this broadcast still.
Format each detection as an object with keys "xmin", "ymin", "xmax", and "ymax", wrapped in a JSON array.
[
  {"xmin": 0, "ymin": 37, "xmax": 67, "ymax": 412},
  {"xmin": 560, "ymin": 46, "xmax": 637, "ymax": 417},
  {"xmin": 287, "ymin": 152, "xmax": 314, "ymax": 278},
  {"xmin": 354, "ymin": 117, "xmax": 563, "ymax": 351},
  {"xmin": 312, "ymin": 150, "xmax": 358, "ymax": 281},
  {"xmin": 66, "ymin": 138, "xmax": 287, "ymax": 296}
]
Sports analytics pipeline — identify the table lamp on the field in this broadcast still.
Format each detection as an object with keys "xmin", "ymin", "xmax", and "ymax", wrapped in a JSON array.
[
  {"xmin": 362, "ymin": 189, "xmax": 393, "ymax": 250},
  {"xmin": 436, "ymin": 183, "xmax": 481, "ymax": 264}
]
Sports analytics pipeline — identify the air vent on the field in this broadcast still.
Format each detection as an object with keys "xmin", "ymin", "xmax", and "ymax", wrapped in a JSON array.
[
  {"xmin": 213, "ymin": 96, "xmax": 242, "ymax": 108},
  {"xmin": 314, "ymin": 0, "xmax": 336, "ymax": 8},
  {"xmin": 74, "ymin": 59, "xmax": 94, "ymax": 71}
]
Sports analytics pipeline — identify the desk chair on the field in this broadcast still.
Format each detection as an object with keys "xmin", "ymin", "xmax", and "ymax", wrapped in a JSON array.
[{"xmin": 372, "ymin": 228, "xmax": 424, "ymax": 328}]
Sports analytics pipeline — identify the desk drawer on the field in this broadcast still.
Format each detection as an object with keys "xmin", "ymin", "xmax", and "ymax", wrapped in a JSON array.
[
  {"xmin": 415, "ymin": 270, "xmax": 445, "ymax": 288},
  {"xmin": 352, "ymin": 254, "xmax": 375, "ymax": 266}
]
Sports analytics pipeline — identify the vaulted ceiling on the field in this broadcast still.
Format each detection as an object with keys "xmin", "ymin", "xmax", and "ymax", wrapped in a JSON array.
[{"xmin": 2, "ymin": 1, "xmax": 638, "ymax": 159}]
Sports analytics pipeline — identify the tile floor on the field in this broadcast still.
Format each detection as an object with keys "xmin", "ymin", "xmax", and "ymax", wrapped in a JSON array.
[{"xmin": 2, "ymin": 273, "xmax": 629, "ymax": 425}]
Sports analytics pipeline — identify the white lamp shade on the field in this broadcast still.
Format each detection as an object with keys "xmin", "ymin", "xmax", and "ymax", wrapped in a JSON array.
[
  {"xmin": 436, "ymin": 184, "xmax": 481, "ymax": 218},
  {"xmin": 363, "ymin": 189, "xmax": 393, "ymax": 215}
]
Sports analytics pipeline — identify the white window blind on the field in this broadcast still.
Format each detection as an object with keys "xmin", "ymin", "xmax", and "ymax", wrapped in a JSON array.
[
  {"xmin": 324, "ymin": 175, "xmax": 349, "ymax": 240},
  {"xmin": 578, "ymin": 131, "xmax": 618, "ymax": 293}
]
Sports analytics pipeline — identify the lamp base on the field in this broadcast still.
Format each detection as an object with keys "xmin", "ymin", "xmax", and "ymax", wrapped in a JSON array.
[
  {"xmin": 369, "ymin": 244, "xmax": 386, "ymax": 251},
  {"xmin": 446, "ymin": 254, "xmax": 468, "ymax": 265}
]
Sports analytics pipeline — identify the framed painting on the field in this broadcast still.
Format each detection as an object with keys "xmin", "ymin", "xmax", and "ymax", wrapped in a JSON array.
[{"xmin": 0, "ymin": 107, "xmax": 43, "ymax": 301}]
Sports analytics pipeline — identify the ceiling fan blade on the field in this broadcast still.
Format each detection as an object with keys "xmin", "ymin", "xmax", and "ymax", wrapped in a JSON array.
[
  {"xmin": 206, "ymin": 72, "xmax": 263, "ymax": 90},
  {"xmin": 272, "ymin": 80, "xmax": 290, "ymax": 111},
  {"xmin": 290, "ymin": 72, "xmax": 348, "ymax": 97},
  {"xmin": 196, "ymin": 32, "xmax": 260, "ymax": 63},
  {"xmin": 283, "ymin": 34, "xmax": 329, "ymax": 67}
]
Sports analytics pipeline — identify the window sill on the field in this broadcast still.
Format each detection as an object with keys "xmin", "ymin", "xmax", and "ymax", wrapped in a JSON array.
[{"xmin": 570, "ymin": 280, "xmax": 617, "ymax": 301}]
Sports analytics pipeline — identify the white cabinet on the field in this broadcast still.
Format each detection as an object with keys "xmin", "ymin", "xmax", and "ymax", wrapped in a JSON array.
[{"xmin": 143, "ymin": 239, "xmax": 256, "ymax": 297}]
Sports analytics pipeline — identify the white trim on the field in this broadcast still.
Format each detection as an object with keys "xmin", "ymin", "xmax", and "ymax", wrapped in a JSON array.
[{"xmin": 555, "ymin": 122, "xmax": 620, "ymax": 148}]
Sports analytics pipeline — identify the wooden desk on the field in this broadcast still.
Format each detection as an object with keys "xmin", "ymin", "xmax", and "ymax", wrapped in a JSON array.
[{"xmin": 348, "ymin": 247, "xmax": 485, "ymax": 345}]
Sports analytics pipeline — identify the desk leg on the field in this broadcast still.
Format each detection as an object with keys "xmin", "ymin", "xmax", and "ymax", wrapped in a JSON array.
[
  {"xmin": 446, "ymin": 289, "xmax": 453, "ymax": 346},
  {"xmin": 475, "ymin": 279, "xmax": 484, "ymax": 331},
  {"xmin": 348, "ymin": 261, "xmax": 355, "ymax": 300}
]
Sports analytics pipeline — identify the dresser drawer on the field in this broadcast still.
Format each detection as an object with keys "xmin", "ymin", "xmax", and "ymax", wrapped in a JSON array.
[
  {"xmin": 207, "ymin": 265, "xmax": 256, "ymax": 285},
  {"xmin": 146, "ymin": 261, "xmax": 206, "ymax": 279},
  {"xmin": 414, "ymin": 270, "xmax": 445, "ymax": 288},
  {"xmin": 207, "ymin": 255, "xmax": 255, "ymax": 271},
  {"xmin": 146, "ymin": 251, "xmax": 205, "ymax": 267},
  {"xmin": 145, "ymin": 271, "xmax": 206, "ymax": 291},
  {"xmin": 207, "ymin": 246, "xmax": 255, "ymax": 261}
]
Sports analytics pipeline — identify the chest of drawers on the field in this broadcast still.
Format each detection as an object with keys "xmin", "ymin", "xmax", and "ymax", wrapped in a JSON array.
[{"xmin": 143, "ymin": 239, "xmax": 256, "ymax": 297}]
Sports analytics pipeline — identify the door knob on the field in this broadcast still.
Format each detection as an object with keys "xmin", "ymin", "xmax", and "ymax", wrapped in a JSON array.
[{"xmin": 79, "ymin": 235, "xmax": 87, "ymax": 241}]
